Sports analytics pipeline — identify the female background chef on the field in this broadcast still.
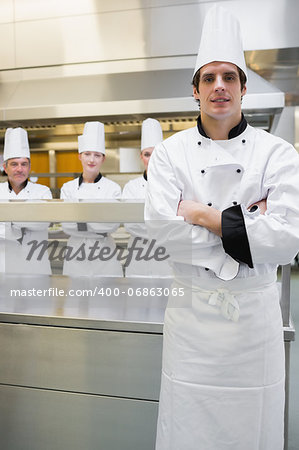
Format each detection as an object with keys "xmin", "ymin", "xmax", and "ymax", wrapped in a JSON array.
[
  {"xmin": 60, "ymin": 121, "xmax": 122, "ymax": 278},
  {"xmin": 0, "ymin": 127, "xmax": 52, "ymax": 275},
  {"xmin": 145, "ymin": 5, "xmax": 299, "ymax": 450},
  {"xmin": 122, "ymin": 118, "xmax": 172, "ymax": 278}
]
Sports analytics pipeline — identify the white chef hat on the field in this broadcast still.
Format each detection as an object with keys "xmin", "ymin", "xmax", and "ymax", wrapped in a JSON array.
[
  {"xmin": 78, "ymin": 121, "xmax": 105, "ymax": 154},
  {"xmin": 193, "ymin": 5, "xmax": 247, "ymax": 80},
  {"xmin": 141, "ymin": 118, "xmax": 163, "ymax": 151},
  {"xmin": 3, "ymin": 127, "xmax": 30, "ymax": 161}
]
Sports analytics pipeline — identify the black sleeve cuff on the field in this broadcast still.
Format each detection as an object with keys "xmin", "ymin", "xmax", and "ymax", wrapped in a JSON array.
[{"xmin": 221, "ymin": 205, "xmax": 253, "ymax": 268}]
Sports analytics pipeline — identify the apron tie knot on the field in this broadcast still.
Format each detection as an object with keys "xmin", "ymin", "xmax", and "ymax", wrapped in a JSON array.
[{"xmin": 208, "ymin": 288, "xmax": 240, "ymax": 322}]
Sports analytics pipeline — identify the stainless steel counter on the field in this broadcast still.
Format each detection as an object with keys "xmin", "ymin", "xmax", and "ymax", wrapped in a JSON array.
[
  {"xmin": 0, "ymin": 275, "xmax": 168, "ymax": 333},
  {"xmin": 0, "ymin": 275, "xmax": 171, "ymax": 450},
  {"xmin": 0, "ymin": 202, "xmax": 295, "ymax": 450},
  {"xmin": 0, "ymin": 273, "xmax": 295, "ymax": 450}
]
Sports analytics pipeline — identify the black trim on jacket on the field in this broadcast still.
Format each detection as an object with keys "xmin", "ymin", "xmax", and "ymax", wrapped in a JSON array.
[
  {"xmin": 221, "ymin": 204, "xmax": 253, "ymax": 268},
  {"xmin": 78, "ymin": 172, "xmax": 102, "ymax": 186},
  {"xmin": 197, "ymin": 113, "xmax": 247, "ymax": 139}
]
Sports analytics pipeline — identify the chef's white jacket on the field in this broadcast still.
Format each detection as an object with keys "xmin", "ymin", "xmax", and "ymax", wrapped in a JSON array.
[
  {"xmin": 0, "ymin": 180, "xmax": 52, "ymax": 274},
  {"xmin": 146, "ymin": 119, "xmax": 299, "ymax": 450},
  {"xmin": 145, "ymin": 123, "xmax": 299, "ymax": 280},
  {"xmin": 122, "ymin": 174, "xmax": 148, "ymax": 239}
]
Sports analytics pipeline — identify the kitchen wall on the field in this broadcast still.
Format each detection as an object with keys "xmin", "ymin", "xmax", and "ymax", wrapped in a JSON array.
[
  {"xmin": 0, "ymin": 0, "xmax": 297, "ymax": 72},
  {"xmin": 0, "ymin": 0, "xmax": 297, "ymax": 152}
]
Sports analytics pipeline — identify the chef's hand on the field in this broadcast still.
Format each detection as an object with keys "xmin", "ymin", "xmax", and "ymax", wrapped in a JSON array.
[
  {"xmin": 177, "ymin": 200, "xmax": 201, "ymax": 223},
  {"xmin": 248, "ymin": 199, "xmax": 267, "ymax": 215},
  {"xmin": 177, "ymin": 200, "xmax": 222, "ymax": 237}
]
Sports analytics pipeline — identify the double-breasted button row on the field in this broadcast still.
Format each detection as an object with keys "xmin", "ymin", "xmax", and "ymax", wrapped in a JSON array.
[
  {"xmin": 201, "ymin": 168, "xmax": 242, "ymax": 175},
  {"xmin": 206, "ymin": 201, "xmax": 238, "ymax": 207},
  {"xmin": 198, "ymin": 138, "xmax": 245, "ymax": 146}
]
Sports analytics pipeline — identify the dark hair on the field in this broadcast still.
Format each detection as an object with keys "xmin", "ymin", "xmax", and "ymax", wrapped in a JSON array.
[{"xmin": 192, "ymin": 66, "xmax": 247, "ymax": 92}]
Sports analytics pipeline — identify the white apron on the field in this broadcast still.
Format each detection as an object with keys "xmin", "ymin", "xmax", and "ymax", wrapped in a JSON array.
[
  {"xmin": 0, "ymin": 181, "xmax": 52, "ymax": 275},
  {"xmin": 156, "ymin": 274, "xmax": 285, "ymax": 450},
  {"xmin": 122, "ymin": 176, "xmax": 173, "ymax": 278},
  {"xmin": 62, "ymin": 234, "xmax": 122, "ymax": 277},
  {"xmin": 144, "ymin": 125, "xmax": 299, "ymax": 450},
  {"xmin": 60, "ymin": 176, "xmax": 123, "ymax": 278}
]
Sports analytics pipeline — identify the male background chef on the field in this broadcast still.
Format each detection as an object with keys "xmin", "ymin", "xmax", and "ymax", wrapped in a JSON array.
[
  {"xmin": 60, "ymin": 121, "xmax": 122, "ymax": 278},
  {"xmin": 145, "ymin": 5, "xmax": 299, "ymax": 450},
  {"xmin": 0, "ymin": 127, "xmax": 52, "ymax": 275},
  {"xmin": 122, "ymin": 118, "xmax": 172, "ymax": 278}
]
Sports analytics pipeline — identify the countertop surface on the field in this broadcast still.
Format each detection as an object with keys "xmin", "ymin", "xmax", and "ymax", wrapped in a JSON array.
[
  {"xmin": 0, "ymin": 275, "xmax": 170, "ymax": 333},
  {"xmin": 0, "ymin": 274, "xmax": 295, "ymax": 339}
]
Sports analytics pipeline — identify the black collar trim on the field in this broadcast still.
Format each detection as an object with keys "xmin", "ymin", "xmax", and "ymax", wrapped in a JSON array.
[
  {"xmin": 197, "ymin": 113, "xmax": 247, "ymax": 140},
  {"xmin": 8, "ymin": 178, "xmax": 28, "ymax": 193},
  {"xmin": 143, "ymin": 171, "xmax": 147, "ymax": 181},
  {"xmin": 78, "ymin": 172, "xmax": 102, "ymax": 186}
]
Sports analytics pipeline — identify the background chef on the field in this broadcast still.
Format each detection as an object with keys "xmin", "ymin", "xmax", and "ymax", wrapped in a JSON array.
[
  {"xmin": 0, "ymin": 127, "xmax": 52, "ymax": 275},
  {"xmin": 122, "ymin": 118, "xmax": 172, "ymax": 278},
  {"xmin": 60, "ymin": 121, "xmax": 122, "ymax": 278},
  {"xmin": 145, "ymin": 5, "xmax": 299, "ymax": 450}
]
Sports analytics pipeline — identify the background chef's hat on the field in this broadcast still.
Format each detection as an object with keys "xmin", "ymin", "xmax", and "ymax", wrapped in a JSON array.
[
  {"xmin": 193, "ymin": 5, "xmax": 247, "ymax": 80},
  {"xmin": 141, "ymin": 118, "xmax": 163, "ymax": 151},
  {"xmin": 78, "ymin": 121, "xmax": 105, "ymax": 154},
  {"xmin": 3, "ymin": 127, "xmax": 30, "ymax": 161}
]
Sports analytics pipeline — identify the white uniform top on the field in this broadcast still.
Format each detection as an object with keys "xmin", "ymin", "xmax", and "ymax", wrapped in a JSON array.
[
  {"xmin": 145, "ymin": 122, "xmax": 299, "ymax": 450},
  {"xmin": 0, "ymin": 180, "xmax": 51, "ymax": 199},
  {"xmin": 0, "ymin": 180, "xmax": 52, "ymax": 274},
  {"xmin": 60, "ymin": 175, "xmax": 123, "ymax": 277},
  {"xmin": 122, "ymin": 175, "xmax": 147, "ymax": 199},
  {"xmin": 122, "ymin": 174, "xmax": 148, "ymax": 238},
  {"xmin": 61, "ymin": 175, "xmax": 121, "ymax": 237},
  {"xmin": 122, "ymin": 174, "xmax": 173, "ymax": 278},
  {"xmin": 145, "ymin": 124, "xmax": 299, "ymax": 281}
]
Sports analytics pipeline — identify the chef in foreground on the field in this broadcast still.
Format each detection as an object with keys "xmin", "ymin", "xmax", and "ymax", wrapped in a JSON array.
[
  {"xmin": 145, "ymin": 5, "xmax": 299, "ymax": 450},
  {"xmin": 0, "ymin": 127, "xmax": 52, "ymax": 275},
  {"xmin": 60, "ymin": 121, "xmax": 122, "ymax": 278},
  {"xmin": 122, "ymin": 118, "xmax": 172, "ymax": 278}
]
